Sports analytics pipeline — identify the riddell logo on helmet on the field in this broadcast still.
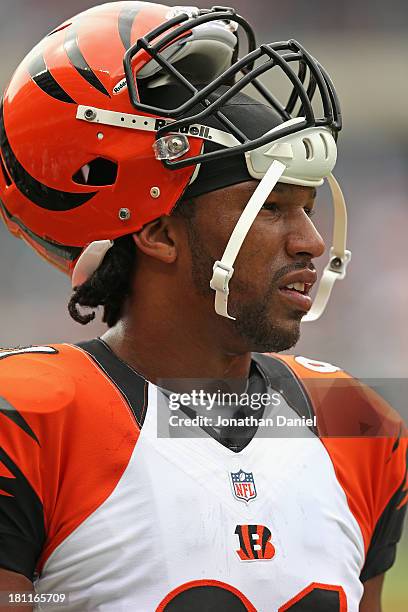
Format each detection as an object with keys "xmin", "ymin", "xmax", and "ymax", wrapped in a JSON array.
[
  {"xmin": 154, "ymin": 119, "xmax": 210, "ymax": 139},
  {"xmin": 112, "ymin": 78, "xmax": 128, "ymax": 95}
]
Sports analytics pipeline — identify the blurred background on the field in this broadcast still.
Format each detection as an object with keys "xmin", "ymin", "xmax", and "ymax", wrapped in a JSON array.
[{"xmin": 0, "ymin": 0, "xmax": 407, "ymax": 608}]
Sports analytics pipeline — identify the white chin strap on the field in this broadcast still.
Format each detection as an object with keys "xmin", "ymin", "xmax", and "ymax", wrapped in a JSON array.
[
  {"xmin": 210, "ymin": 160, "xmax": 285, "ymax": 320},
  {"xmin": 209, "ymin": 165, "xmax": 351, "ymax": 322},
  {"xmin": 303, "ymin": 174, "xmax": 351, "ymax": 322},
  {"xmin": 71, "ymin": 239, "xmax": 113, "ymax": 288}
]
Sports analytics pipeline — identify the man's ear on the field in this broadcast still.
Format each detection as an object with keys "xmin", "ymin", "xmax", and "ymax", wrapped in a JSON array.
[{"xmin": 132, "ymin": 216, "xmax": 177, "ymax": 263}]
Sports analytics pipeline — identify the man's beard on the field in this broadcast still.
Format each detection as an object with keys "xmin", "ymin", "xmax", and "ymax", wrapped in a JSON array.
[
  {"xmin": 229, "ymin": 287, "xmax": 302, "ymax": 353},
  {"xmin": 186, "ymin": 222, "xmax": 302, "ymax": 353}
]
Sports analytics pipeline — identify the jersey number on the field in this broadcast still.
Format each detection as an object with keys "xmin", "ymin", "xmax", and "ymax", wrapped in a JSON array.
[
  {"xmin": 0, "ymin": 346, "xmax": 57, "ymax": 361},
  {"xmin": 158, "ymin": 579, "xmax": 347, "ymax": 611}
]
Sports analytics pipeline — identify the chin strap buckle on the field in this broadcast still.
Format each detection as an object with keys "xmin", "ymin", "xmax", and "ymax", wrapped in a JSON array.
[
  {"xmin": 328, "ymin": 248, "xmax": 352, "ymax": 280},
  {"xmin": 210, "ymin": 261, "xmax": 236, "ymax": 320},
  {"xmin": 303, "ymin": 247, "xmax": 352, "ymax": 322},
  {"xmin": 208, "ymin": 160, "xmax": 287, "ymax": 321},
  {"xmin": 210, "ymin": 260, "xmax": 234, "ymax": 294}
]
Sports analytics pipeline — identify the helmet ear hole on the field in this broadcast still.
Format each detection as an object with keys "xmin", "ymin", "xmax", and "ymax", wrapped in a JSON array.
[
  {"xmin": 320, "ymin": 133, "xmax": 329, "ymax": 159},
  {"xmin": 302, "ymin": 138, "xmax": 313, "ymax": 160},
  {"xmin": 72, "ymin": 158, "xmax": 118, "ymax": 186}
]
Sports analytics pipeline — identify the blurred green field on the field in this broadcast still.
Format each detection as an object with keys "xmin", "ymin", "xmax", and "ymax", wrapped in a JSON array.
[{"xmin": 383, "ymin": 527, "xmax": 408, "ymax": 611}]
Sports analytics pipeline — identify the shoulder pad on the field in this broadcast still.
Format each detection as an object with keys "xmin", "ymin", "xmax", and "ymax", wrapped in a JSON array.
[
  {"xmin": 0, "ymin": 344, "xmax": 75, "ymax": 415},
  {"xmin": 271, "ymin": 354, "xmax": 404, "ymax": 438}
]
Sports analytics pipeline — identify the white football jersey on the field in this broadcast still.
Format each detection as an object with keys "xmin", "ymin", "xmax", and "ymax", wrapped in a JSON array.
[{"xmin": 0, "ymin": 340, "xmax": 405, "ymax": 611}]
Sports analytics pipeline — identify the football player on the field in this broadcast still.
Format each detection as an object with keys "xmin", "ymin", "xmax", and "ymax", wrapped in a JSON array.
[{"xmin": 0, "ymin": 3, "xmax": 406, "ymax": 611}]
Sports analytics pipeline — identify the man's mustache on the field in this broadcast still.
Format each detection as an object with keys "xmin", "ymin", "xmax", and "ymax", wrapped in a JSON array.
[{"xmin": 272, "ymin": 261, "xmax": 316, "ymax": 284}]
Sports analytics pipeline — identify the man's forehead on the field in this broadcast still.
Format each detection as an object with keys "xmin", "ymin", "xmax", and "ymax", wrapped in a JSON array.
[
  {"xmin": 274, "ymin": 182, "xmax": 317, "ymax": 200},
  {"xmin": 229, "ymin": 180, "xmax": 317, "ymax": 200}
]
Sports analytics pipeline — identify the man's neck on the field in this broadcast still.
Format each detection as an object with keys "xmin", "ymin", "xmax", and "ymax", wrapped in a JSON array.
[{"xmin": 100, "ymin": 319, "xmax": 252, "ymax": 392}]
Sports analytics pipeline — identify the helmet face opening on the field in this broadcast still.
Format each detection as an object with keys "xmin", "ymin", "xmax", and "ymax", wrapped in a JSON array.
[
  {"xmin": 123, "ymin": 6, "xmax": 341, "ymax": 173},
  {"xmin": 136, "ymin": 17, "xmax": 239, "ymax": 92}
]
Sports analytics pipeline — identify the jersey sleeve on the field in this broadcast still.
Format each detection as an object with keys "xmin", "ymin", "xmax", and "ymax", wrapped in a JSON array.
[
  {"xmin": 0, "ymin": 343, "xmax": 140, "ymax": 580},
  {"xmin": 274, "ymin": 354, "xmax": 408, "ymax": 582},
  {"xmin": 360, "ymin": 429, "xmax": 407, "ymax": 581},
  {"xmin": 0, "ymin": 346, "xmax": 73, "ymax": 580},
  {"xmin": 0, "ymin": 441, "xmax": 44, "ymax": 579}
]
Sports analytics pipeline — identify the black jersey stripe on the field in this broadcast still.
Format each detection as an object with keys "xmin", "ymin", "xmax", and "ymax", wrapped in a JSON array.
[
  {"xmin": 252, "ymin": 352, "xmax": 317, "ymax": 435},
  {"xmin": 0, "ymin": 397, "xmax": 40, "ymax": 445},
  {"xmin": 391, "ymin": 423, "xmax": 403, "ymax": 454},
  {"xmin": 0, "ymin": 447, "xmax": 45, "ymax": 580},
  {"xmin": 0, "ymin": 100, "xmax": 97, "ymax": 211},
  {"xmin": 64, "ymin": 28, "xmax": 110, "ymax": 97},
  {"xmin": 361, "ymin": 447, "xmax": 408, "ymax": 581},
  {"xmin": 28, "ymin": 54, "xmax": 76, "ymax": 104},
  {"xmin": 118, "ymin": 4, "xmax": 143, "ymax": 50},
  {"xmin": 75, "ymin": 339, "xmax": 148, "ymax": 428}
]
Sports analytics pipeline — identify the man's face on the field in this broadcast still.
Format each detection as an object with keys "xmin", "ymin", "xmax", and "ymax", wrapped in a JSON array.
[{"xmin": 183, "ymin": 180, "xmax": 325, "ymax": 353}]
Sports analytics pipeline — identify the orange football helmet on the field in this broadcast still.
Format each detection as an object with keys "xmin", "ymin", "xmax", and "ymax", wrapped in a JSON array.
[{"xmin": 0, "ymin": 2, "xmax": 349, "ymax": 320}]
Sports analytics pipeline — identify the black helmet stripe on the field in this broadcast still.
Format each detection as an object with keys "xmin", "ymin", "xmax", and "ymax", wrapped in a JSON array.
[
  {"xmin": 64, "ymin": 27, "xmax": 110, "ymax": 97},
  {"xmin": 118, "ymin": 4, "xmax": 143, "ymax": 51},
  {"xmin": 28, "ymin": 54, "xmax": 76, "ymax": 104},
  {"xmin": 0, "ymin": 101, "xmax": 97, "ymax": 212}
]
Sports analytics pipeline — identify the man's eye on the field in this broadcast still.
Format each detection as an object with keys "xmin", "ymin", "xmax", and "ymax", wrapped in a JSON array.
[
  {"xmin": 304, "ymin": 207, "xmax": 315, "ymax": 218},
  {"xmin": 262, "ymin": 202, "xmax": 280, "ymax": 213}
]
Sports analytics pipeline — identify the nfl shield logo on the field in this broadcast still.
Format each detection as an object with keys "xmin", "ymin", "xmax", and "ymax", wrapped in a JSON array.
[{"xmin": 230, "ymin": 470, "xmax": 257, "ymax": 503}]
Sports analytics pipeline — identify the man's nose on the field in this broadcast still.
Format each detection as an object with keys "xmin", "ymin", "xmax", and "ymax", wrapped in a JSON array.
[{"xmin": 285, "ymin": 215, "xmax": 325, "ymax": 260}]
